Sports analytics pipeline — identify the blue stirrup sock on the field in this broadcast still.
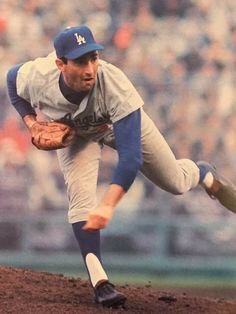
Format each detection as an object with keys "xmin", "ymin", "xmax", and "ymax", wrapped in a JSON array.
[
  {"xmin": 197, "ymin": 162, "xmax": 214, "ymax": 188},
  {"xmin": 72, "ymin": 221, "xmax": 108, "ymax": 287}
]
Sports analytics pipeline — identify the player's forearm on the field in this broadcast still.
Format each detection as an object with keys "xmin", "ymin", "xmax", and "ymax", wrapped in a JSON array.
[{"xmin": 99, "ymin": 183, "xmax": 126, "ymax": 209}]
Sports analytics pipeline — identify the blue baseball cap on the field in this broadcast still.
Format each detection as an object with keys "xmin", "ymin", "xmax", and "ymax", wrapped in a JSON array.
[{"xmin": 53, "ymin": 25, "xmax": 104, "ymax": 59}]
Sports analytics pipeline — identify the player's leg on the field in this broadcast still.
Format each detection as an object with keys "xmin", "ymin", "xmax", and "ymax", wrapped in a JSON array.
[
  {"xmin": 140, "ymin": 109, "xmax": 236, "ymax": 212},
  {"xmin": 140, "ymin": 109, "xmax": 199, "ymax": 193},
  {"xmin": 57, "ymin": 138, "xmax": 126, "ymax": 307},
  {"xmin": 103, "ymin": 111, "xmax": 199, "ymax": 193}
]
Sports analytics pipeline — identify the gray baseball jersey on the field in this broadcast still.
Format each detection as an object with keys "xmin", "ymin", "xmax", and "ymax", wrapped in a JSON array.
[{"xmin": 16, "ymin": 51, "xmax": 143, "ymax": 142}]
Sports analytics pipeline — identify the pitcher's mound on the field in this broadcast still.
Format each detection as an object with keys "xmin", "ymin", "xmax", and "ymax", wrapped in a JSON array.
[{"xmin": 0, "ymin": 266, "xmax": 236, "ymax": 313}]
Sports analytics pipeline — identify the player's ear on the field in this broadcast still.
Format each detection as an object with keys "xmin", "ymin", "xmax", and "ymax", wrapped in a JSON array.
[{"xmin": 55, "ymin": 58, "xmax": 65, "ymax": 71}]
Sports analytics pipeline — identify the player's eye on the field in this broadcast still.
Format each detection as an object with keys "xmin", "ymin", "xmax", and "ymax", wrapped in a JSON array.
[
  {"xmin": 91, "ymin": 55, "xmax": 98, "ymax": 62},
  {"xmin": 73, "ymin": 58, "xmax": 86, "ymax": 65},
  {"xmin": 72, "ymin": 53, "xmax": 98, "ymax": 66}
]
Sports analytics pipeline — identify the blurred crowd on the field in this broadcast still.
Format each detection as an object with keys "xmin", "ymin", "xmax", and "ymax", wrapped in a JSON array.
[{"xmin": 1, "ymin": 0, "xmax": 236, "ymax": 219}]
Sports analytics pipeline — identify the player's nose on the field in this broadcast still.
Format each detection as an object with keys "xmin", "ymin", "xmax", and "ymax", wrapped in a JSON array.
[{"xmin": 84, "ymin": 61, "xmax": 94, "ymax": 75}]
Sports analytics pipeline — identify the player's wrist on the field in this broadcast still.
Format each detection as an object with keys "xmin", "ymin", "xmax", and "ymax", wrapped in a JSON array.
[
  {"xmin": 23, "ymin": 114, "xmax": 37, "ymax": 130},
  {"xmin": 93, "ymin": 203, "xmax": 114, "ymax": 216}
]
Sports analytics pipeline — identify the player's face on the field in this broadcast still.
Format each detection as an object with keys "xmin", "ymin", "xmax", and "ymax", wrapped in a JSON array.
[{"xmin": 58, "ymin": 51, "xmax": 99, "ymax": 92}]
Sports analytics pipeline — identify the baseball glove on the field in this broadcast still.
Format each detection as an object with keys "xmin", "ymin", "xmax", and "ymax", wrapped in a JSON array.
[{"xmin": 30, "ymin": 121, "xmax": 76, "ymax": 150}]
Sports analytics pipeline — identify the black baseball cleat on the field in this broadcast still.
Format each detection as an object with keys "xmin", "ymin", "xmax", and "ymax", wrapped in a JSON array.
[
  {"xmin": 94, "ymin": 281, "xmax": 126, "ymax": 308},
  {"xmin": 197, "ymin": 161, "xmax": 236, "ymax": 213}
]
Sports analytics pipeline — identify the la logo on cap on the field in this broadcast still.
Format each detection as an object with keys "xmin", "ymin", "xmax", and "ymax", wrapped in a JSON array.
[{"xmin": 74, "ymin": 33, "xmax": 86, "ymax": 45}]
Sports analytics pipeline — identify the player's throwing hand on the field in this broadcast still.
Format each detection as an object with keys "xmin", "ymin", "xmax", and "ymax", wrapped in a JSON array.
[{"xmin": 83, "ymin": 205, "xmax": 115, "ymax": 231}]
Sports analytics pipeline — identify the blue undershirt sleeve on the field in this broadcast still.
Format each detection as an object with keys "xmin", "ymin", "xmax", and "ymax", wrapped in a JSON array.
[
  {"xmin": 6, "ymin": 64, "xmax": 37, "ymax": 118},
  {"xmin": 111, "ymin": 109, "xmax": 143, "ymax": 191}
]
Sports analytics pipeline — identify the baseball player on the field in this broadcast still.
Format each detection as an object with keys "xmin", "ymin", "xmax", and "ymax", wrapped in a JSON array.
[{"xmin": 6, "ymin": 25, "xmax": 236, "ymax": 308}]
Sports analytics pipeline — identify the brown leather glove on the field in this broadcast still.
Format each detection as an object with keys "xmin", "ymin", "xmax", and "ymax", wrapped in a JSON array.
[{"xmin": 30, "ymin": 121, "xmax": 76, "ymax": 150}]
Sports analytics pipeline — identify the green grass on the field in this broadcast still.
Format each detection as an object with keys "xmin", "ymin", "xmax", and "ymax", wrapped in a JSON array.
[{"xmin": 58, "ymin": 270, "xmax": 236, "ymax": 289}]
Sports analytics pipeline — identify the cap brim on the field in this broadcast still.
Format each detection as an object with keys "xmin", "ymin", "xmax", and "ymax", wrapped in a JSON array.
[{"xmin": 64, "ymin": 43, "xmax": 104, "ymax": 59}]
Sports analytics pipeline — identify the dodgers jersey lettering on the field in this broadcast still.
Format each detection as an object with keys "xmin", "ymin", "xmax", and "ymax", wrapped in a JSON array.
[{"xmin": 16, "ymin": 52, "xmax": 144, "ymax": 141}]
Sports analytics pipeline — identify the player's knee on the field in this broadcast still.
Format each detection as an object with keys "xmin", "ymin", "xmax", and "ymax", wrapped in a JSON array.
[
  {"xmin": 168, "ymin": 187, "xmax": 185, "ymax": 195},
  {"xmin": 165, "ymin": 180, "xmax": 188, "ymax": 195}
]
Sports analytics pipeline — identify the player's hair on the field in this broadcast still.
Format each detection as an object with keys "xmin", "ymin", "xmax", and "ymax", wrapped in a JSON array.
[{"xmin": 60, "ymin": 57, "xmax": 68, "ymax": 64}]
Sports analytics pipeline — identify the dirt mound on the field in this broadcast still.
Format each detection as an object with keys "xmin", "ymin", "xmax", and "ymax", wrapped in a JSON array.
[{"xmin": 0, "ymin": 266, "xmax": 235, "ymax": 313}]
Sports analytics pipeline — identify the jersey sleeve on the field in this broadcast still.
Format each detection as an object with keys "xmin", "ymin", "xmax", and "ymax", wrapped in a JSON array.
[
  {"xmin": 6, "ymin": 64, "xmax": 37, "ymax": 118},
  {"xmin": 111, "ymin": 109, "xmax": 143, "ymax": 191},
  {"xmin": 100, "ymin": 61, "xmax": 144, "ymax": 123}
]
